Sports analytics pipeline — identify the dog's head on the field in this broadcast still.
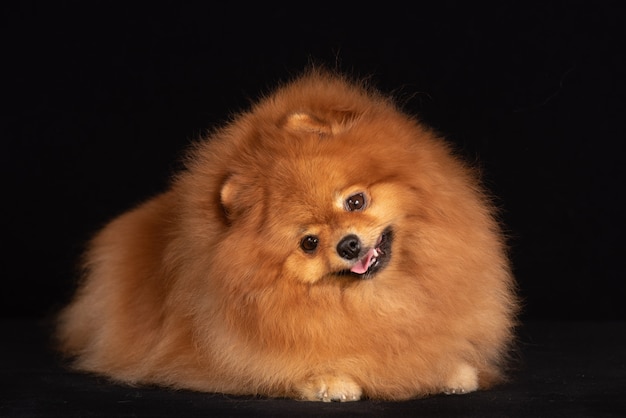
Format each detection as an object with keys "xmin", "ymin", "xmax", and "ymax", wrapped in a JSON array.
[{"xmin": 218, "ymin": 108, "xmax": 422, "ymax": 285}]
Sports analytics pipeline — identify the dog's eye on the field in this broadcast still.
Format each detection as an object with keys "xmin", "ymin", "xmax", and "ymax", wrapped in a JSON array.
[
  {"xmin": 300, "ymin": 235, "xmax": 319, "ymax": 253},
  {"xmin": 345, "ymin": 192, "xmax": 367, "ymax": 211}
]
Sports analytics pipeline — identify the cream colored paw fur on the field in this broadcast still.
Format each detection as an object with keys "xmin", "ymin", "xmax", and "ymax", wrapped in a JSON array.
[
  {"xmin": 443, "ymin": 363, "xmax": 479, "ymax": 395},
  {"xmin": 299, "ymin": 376, "xmax": 363, "ymax": 402}
]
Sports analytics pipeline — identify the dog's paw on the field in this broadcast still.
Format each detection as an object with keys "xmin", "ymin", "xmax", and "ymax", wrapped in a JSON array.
[
  {"xmin": 298, "ymin": 375, "xmax": 362, "ymax": 402},
  {"xmin": 442, "ymin": 363, "xmax": 479, "ymax": 395}
]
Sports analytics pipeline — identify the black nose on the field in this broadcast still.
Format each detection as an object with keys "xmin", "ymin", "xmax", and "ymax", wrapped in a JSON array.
[{"xmin": 337, "ymin": 235, "xmax": 361, "ymax": 260}]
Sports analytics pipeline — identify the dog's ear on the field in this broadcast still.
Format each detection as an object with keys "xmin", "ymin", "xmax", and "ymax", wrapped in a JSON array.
[
  {"xmin": 283, "ymin": 112, "xmax": 333, "ymax": 136},
  {"xmin": 283, "ymin": 111, "xmax": 356, "ymax": 137},
  {"xmin": 219, "ymin": 174, "xmax": 261, "ymax": 223},
  {"xmin": 219, "ymin": 175, "xmax": 237, "ymax": 218}
]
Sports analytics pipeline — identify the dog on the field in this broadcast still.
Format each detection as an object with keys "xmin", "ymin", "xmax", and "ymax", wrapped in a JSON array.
[{"xmin": 57, "ymin": 69, "xmax": 517, "ymax": 401}]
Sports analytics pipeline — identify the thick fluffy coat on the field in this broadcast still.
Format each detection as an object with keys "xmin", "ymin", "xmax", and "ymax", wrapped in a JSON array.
[{"xmin": 57, "ymin": 70, "xmax": 517, "ymax": 401}]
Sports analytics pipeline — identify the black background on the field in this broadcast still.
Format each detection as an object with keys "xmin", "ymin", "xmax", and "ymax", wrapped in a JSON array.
[{"xmin": 2, "ymin": 1, "xmax": 624, "ymax": 321}]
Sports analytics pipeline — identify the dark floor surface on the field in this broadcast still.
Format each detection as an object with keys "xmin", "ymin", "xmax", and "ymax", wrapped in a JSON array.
[{"xmin": 1, "ymin": 319, "xmax": 625, "ymax": 417}]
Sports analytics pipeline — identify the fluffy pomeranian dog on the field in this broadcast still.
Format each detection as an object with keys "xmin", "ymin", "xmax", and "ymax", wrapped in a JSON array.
[{"xmin": 57, "ymin": 69, "xmax": 517, "ymax": 401}]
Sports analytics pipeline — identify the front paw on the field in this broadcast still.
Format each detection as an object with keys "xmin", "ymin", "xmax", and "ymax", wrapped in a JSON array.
[
  {"xmin": 443, "ymin": 363, "xmax": 479, "ymax": 395},
  {"xmin": 298, "ymin": 375, "xmax": 362, "ymax": 402}
]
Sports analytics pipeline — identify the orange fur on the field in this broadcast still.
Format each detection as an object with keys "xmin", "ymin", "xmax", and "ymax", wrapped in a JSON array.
[{"xmin": 57, "ymin": 69, "xmax": 517, "ymax": 401}]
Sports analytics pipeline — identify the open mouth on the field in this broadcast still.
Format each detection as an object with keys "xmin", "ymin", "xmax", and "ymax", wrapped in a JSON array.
[{"xmin": 337, "ymin": 227, "xmax": 393, "ymax": 279}]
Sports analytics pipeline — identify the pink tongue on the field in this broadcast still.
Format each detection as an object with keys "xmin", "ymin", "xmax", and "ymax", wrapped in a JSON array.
[{"xmin": 350, "ymin": 248, "xmax": 377, "ymax": 274}]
